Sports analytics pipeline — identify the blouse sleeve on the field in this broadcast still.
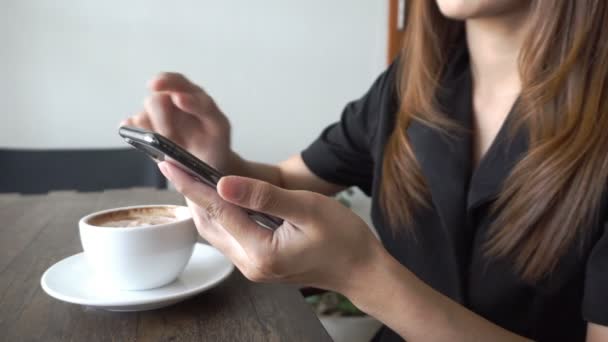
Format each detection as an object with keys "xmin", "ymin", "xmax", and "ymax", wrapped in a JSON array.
[{"xmin": 300, "ymin": 62, "xmax": 398, "ymax": 196}]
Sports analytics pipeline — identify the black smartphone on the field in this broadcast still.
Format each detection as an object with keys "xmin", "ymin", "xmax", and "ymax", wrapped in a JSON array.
[{"xmin": 118, "ymin": 126, "xmax": 283, "ymax": 230}]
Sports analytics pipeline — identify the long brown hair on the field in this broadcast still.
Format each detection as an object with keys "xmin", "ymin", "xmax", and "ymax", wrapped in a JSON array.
[{"xmin": 381, "ymin": 0, "xmax": 608, "ymax": 282}]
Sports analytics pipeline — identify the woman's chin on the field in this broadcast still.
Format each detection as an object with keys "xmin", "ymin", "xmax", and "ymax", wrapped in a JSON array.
[
  {"xmin": 435, "ymin": 0, "xmax": 477, "ymax": 20},
  {"xmin": 435, "ymin": 0, "xmax": 528, "ymax": 20}
]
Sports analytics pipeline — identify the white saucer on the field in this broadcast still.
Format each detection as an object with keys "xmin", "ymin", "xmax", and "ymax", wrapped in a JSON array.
[{"xmin": 41, "ymin": 243, "xmax": 234, "ymax": 311}]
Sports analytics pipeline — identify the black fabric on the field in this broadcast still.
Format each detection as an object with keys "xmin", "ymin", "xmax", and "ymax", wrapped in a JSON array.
[
  {"xmin": 301, "ymin": 42, "xmax": 608, "ymax": 341},
  {"xmin": 0, "ymin": 148, "xmax": 166, "ymax": 194}
]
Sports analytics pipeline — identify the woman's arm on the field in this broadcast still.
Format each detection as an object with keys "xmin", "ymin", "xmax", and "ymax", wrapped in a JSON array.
[
  {"xmin": 226, "ymin": 152, "xmax": 346, "ymax": 195},
  {"xmin": 587, "ymin": 323, "xmax": 608, "ymax": 342},
  {"xmin": 344, "ymin": 247, "xmax": 533, "ymax": 341},
  {"xmin": 159, "ymin": 162, "xmax": 537, "ymax": 341}
]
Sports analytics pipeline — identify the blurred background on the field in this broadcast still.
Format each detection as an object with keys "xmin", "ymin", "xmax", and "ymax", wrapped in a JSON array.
[{"xmin": 0, "ymin": 0, "xmax": 389, "ymax": 164}]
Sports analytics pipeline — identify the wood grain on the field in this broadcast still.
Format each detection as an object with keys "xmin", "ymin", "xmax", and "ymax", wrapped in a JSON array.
[{"xmin": 0, "ymin": 189, "xmax": 330, "ymax": 341}]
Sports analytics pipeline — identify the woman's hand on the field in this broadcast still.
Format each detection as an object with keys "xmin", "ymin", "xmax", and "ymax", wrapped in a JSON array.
[
  {"xmin": 158, "ymin": 161, "xmax": 383, "ymax": 294},
  {"xmin": 122, "ymin": 73, "xmax": 232, "ymax": 171},
  {"xmin": 158, "ymin": 161, "xmax": 538, "ymax": 341}
]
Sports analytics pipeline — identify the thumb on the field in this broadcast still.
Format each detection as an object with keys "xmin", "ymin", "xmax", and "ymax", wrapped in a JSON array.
[{"xmin": 217, "ymin": 176, "xmax": 314, "ymax": 226}]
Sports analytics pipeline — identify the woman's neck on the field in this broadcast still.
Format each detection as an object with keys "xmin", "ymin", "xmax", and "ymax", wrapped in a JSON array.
[
  {"xmin": 466, "ymin": 7, "xmax": 531, "ymax": 167},
  {"xmin": 466, "ymin": 9, "xmax": 530, "ymax": 95}
]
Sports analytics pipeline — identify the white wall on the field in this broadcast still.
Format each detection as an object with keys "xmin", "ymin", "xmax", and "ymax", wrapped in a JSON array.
[{"xmin": 0, "ymin": 0, "xmax": 387, "ymax": 164}]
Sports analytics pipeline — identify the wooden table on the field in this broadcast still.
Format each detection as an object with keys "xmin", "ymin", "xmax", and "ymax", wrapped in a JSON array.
[{"xmin": 0, "ymin": 189, "xmax": 331, "ymax": 341}]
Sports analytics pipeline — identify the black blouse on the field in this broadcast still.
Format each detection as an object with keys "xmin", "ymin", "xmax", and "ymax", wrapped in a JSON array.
[{"xmin": 301, "ymin": 43, "xmax": 608, "ymax": 341}]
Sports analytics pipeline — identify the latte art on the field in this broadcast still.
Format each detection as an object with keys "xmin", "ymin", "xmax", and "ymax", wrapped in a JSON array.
[
  {"xmin": 88, "ymin": 206, "xmax": 181, "ymax": 228},
  {"xmin": 99, "ymin": 215, "xmax": 176, "ymax": 227}
]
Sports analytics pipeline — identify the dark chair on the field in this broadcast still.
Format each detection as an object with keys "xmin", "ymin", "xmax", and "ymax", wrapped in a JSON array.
[{"xmin": 0, "ymin": 148, "xmax": 166, "ymax": 194}]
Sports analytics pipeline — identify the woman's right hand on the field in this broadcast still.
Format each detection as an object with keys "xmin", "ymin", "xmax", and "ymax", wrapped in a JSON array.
[{"xmin": 122, "ymin": 72, "xmax": 233, "ymax": 172}]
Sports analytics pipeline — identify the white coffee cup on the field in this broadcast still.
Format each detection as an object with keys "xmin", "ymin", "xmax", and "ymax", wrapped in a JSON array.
[{"xmin": 79, "ymin": 205, "xmax": 197, "ymax": 291}]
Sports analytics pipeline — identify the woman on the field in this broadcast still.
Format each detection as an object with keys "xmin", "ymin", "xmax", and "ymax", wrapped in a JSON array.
[{"xmin": 123, "ymin": 0, "xmax": 608, "ymax": 340}]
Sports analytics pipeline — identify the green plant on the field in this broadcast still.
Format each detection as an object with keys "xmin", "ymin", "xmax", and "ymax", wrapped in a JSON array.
[
  {"xmin": 335, "ymin": 187, "xmax": 355, "ymax": 208},
  {"xmin": 305, "ymin": 291, "xmax": 364, "ymax": 317}
]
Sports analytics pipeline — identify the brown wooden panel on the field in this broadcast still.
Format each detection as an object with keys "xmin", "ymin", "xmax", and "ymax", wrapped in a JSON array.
[{"xmin": 388, "ymin": 0, "xmax": 406, "ymax": 64}]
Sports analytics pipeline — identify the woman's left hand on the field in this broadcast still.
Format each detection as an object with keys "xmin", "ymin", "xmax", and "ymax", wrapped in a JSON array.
[{"xmin": 158, "ymin": 161, "xmax": 384, "ymax": 294}]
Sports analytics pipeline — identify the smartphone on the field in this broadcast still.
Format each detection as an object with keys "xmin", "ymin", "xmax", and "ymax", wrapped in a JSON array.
[{"xmin": 118, "ymin": 126, "xmax": 283, "ymax": 230}]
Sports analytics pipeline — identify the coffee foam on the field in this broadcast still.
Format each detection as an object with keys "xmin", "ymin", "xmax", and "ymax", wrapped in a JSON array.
[{"xmin": 88, "ymin": 206, "xmax": 182, "ymax": 228}]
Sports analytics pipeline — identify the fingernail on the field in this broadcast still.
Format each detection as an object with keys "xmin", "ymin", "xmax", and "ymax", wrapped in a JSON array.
[{"xmin": 158, "ymin": 162, "xmax": 170, "ymax": 178}]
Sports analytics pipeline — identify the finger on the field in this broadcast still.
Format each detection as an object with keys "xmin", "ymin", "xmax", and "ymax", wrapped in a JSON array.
[
  {"xmin": 131, "ymin": 112, "xmax": 153, "ymax": 130},
  {"xmin": 148, "ymin": 72, "xmax": 201, "ymax": 93},
  {"xmin": 119, "ymin": 117, "xmax": 134, "ymax": 128},
  {"xmin": 168, "ymin": 91, "xmax": 215, "ymax": 117},
  {"xmin": 144, "ymin": 93, "xmax": 177, "ymax": 136},
  {"xmin": 217, "ymin": 176, "xmax": 315, "ymax": 226},
  {"xmin": 159, "ymin": 162, "xmax": 273, "ymax": 246},
  {"xmin": 185, "ymin": 197, "xmax": 258, "ymax": 275},
  {"xmin": 168, "ymin": 92, "xmax": 224, "ymax": 127},
  {"xmin": 185, "ymin": 197, "xmax": 238, "ymax": 258},
  {"xmin": 158, "ymin": 161, "xmax": 218, "ymax": 204},
  {"xmin": 119, "ymin": 112, "xmax": 152, "ymax": 130}
]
